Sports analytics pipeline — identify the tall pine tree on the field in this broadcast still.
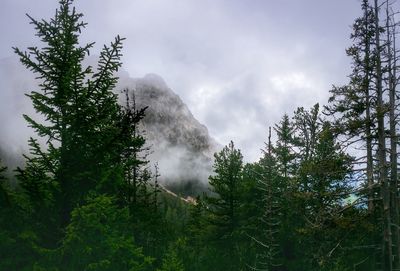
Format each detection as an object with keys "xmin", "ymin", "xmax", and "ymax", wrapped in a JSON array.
[
  {"xmin": 13, "ymin": 0, "xmax": 137, "ymax": 245},
  {"xmin": 205, "ymin": 141, "xmax": 244, "ymax": 270}
]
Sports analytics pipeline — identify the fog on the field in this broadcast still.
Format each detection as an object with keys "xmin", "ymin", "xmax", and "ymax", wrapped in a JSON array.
[{"xmin": 0, "ymin": 57, "xmax": 219, "ymax": 187}]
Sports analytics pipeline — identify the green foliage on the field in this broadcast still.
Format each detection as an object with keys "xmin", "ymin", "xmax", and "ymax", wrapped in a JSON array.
[
  {"xmin": 157, "ymin": 241, "xmax": 185, "ymax": 271},
  {"xmin": 252, "ymin": 152, "xmax": 284, "ymax": 269},
  {"xmin": 0, "ymin": 160, "xmax": 43, "ymax": 270},
  {"xmin": 203, "ymin": 141, "xmax": 246, "ymax": 269},
  {"xmin": 3, "ymin": 0, "xmax": 158, "ymax": 269},
  {"xmin": 206, "ymin": 141, "xmax": 243, "ymax": 236},
  {"xmin": 157, "ymin": 251, "xmax": 184, "ymax": 271},
  {"xmin": 59, "ymin": 195, "xmax": 153, "ymax": 270},
  {"xmin": 14, "ymin": 0, "xmax": 130, "ymax": 230},
  {"xmin": 324, "ymin": 0, "xmax": 376, "ymax": 137},
  {"xmin": 274, "ymin": 114, "xmax": 296, "ymax": 178},
  {"xmin": 0, "ymin": 0, "xmax": 389, "ymax": 270}
]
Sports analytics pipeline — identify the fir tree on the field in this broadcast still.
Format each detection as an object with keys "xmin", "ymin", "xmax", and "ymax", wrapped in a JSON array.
[
  {"xmin": 59, "ymin": 196, "xmax": 153, "ymax": 271},
  {"xmin": 157, "ymin": 248, "xmax": 185, "ymax": 271},
  {"xmin": 274, "ymin": 115, "xmax": 296, "ymax": 179},
  {"xmin": 324, "ymin": 0, "xmax": 377, "ymax": 212},
  {"xmin": 250, "ymin": 127, "xmax": 283, "ymax": 271},
  {"xmin": 14, "ymin": 0, "xmax": 127, "ymax": 230},
  {"xmin": 205, "ymin": 141, "xmax": 244, "ymax": 270}
]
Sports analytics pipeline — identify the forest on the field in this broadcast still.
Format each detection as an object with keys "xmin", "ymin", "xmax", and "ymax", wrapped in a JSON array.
[{"xmin": 1, "ymin": 0, "xmax": 400, "ymax": 270}]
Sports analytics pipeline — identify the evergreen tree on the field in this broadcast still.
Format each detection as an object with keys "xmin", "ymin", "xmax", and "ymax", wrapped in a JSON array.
[
  {"xmin": 297, "ymin": 122, "xmax": 353, "ymax": 269},
  {"xmin": 384, "ymin": 0, "xmax": 400, "ymax": 267},
  {"xmin": 119, "ymin": 89, "xmax": 149, "ymax": 210},
  {"xmin": 274, "ymin": 114, "xmax": 296, "ymax": 179},
  {"xmin": 252, "ymin": 127, "xmax": 283, "ymax": 270},
  {"xmin": 293, "ymin": 104, "xmax": 321, "ymax": 163},
  {"xmin": 184, "ymin": 196, "xmax": 210, "ymax": 271},
  {"xmin": 205, "ymin": 141, "xmax": 244, "ymax": 270},
  {"xmin": 277, "ymin": 106, "xmax": 355, "ymax": 270},
  {"xmin": 59, "ymin": 196, "xmax": 153, "ymax": 271},
  {"xmin": 157, "ymin": 247, "xmax": 185, "ymax": 271},
  {"xmin": 14, "ymin": 0, "xmax": 129, "ymax": 233},
  {"xmin": 324, "ymin": 0, "xmax": 377, "ymax": 214},
  {"xmin": 325, "ymin": 0, "xmax": 400, "ymax": 268}
]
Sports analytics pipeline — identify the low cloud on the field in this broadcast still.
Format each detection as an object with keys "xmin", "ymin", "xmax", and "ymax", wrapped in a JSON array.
[{"xmin": 0, "ymin": 57, "xmax": 218, "ymax": 189}]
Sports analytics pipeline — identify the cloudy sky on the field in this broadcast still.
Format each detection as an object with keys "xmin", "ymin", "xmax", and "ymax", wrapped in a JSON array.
[{"xmin": 0, "ymin": 0, "xmax": 376, "ymax": 161}]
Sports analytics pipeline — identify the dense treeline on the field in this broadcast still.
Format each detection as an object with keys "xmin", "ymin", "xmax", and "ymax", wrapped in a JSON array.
[{"xmin": 1, "ymin": 0, "xmax": 400, "ymax": 270}]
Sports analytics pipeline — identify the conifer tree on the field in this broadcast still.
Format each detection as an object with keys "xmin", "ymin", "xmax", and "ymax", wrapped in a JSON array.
[
  {"xmin": 324, "ymin": 0, "xmax": 397, "ymax": 268},
  {"xmin": 157, "ymin": 249, "xmax": 185, "ymax": 271},
  {"xmin": 14, "ymin": 0, "xmax": 127, "ymax": 231},
  {"xmin": 282, "ymin": 106, "xmax": 354, "ymax": 270},
  {"xmin": 299, "ymin": 122, "xmax": 353, "ymax": 268},
  {"xmin": 274, "ymin": 115, "xmax": 296, "ymax": 180},
  {"xmin": 383, "ymin": 0, "xmax": 400, "ymax": 268},
  {"xmin": 252, "ymin": 127, "xmax": 283, "ymax": 271},
  {"xmin": 324, "ymin": 0, "xmax": 377, "ymax": 212},
  {"xmin": 205, "ymin": 141, "xmax": 244, "ymax": 270},
  {"xmin": 119, "ymin": 89, "xmax": 148, "ymax": 211},
  {"xmin": 59, "ymin": 196, "xmax": 153, "ymax": 271}
]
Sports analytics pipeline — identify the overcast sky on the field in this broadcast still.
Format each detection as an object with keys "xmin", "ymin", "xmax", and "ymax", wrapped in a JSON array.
[{"xmin": 0, "ymin": 0, "xmax": 378, "ymax": 161}]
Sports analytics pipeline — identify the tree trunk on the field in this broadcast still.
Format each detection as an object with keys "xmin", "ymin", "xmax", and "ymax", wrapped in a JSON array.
[
  {"xmin": 374, "ymin": 0, "xmax": 392, "ymax": 270},
  {"xmin": 386, "ymin": 2, "xmax": 400, "ymax": 268},
  {"xmin": 363, "ymin": 1, "xmax": 374, "ymax": 213}
]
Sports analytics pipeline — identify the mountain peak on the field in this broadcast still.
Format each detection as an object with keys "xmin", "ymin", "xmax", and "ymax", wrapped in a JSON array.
[
  {"xmin": 0, "ymin": 57, "xmax": 219, "ymax": 195},
  {"xmin": 141, "ymin": 73, "xmax": 168, "ymax": 89},
  {"xmin": 117, "ymin": 73, "xmax": 219, "ymax": 195}
]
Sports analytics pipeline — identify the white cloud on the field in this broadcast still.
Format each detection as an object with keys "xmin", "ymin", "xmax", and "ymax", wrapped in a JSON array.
[
  {"xmin": 271, "ymin": 72, "xmax": 313, "ymax": 93},
  {"xmin": 0, "ymin": 0, "xmax": 371, "ymax": 163}
]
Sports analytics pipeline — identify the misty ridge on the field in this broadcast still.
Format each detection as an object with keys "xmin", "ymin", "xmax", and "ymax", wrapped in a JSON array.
[{"xmin": 0, "ymin": 56, "xmax": 218, "ymax": 194}]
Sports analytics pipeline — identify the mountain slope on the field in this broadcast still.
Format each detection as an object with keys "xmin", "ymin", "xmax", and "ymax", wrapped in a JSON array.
[
  {"xmin": 0, "ymin": 57, "xmax": 219, "ymax": 195},
  {"xmin": 118, "ymin": 73, "xmax": 219, "ymax": 195}
]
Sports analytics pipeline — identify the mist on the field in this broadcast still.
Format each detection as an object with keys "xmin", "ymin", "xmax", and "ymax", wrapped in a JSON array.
[
  {"xmin": 117, "ymin": 72, "xmax": 219, "ymax": 191},
  {"xmin": 0, "ymin": 56, "xmax": 219, "ymax": 188}
]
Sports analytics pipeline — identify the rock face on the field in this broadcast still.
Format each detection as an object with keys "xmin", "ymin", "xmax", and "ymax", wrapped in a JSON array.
[
  {"xmin": 133, "ymin": 74, "xmax": 217, "ymax": 155},
  {"xmin": 117, "ymin": 74, "xmax": 219, "ymax": 195},
  {"xmin": 0, "ymin": 57, "xmax": 218, "ymax": 195}
]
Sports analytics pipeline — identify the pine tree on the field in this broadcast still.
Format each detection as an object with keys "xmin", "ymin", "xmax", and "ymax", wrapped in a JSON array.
[
  {"xmin": 274, "ymin": 115, "xmax": 296, "ymax": 179},
  {"xmin": 283, "ymin": 106, "xmax": 355, "ymax": 270},
  {"xmin": 324, "ymin": 0, "xmax": 397, "ymax": 268},
  {"xmin": 384, "ymin": 0, "xmax": 400, "ymax": 268},
  {"xmin": 119, "ymin": 88, "xmax": 148, "ymax": 211},
  {"xmin": 251, "ymin": 127, "xmax": 283, "ymax": 271},
  {"xmin": 59, "ymin": 196, "xmax": 153, "ymax": 271},
  {"xmin": 205, "ymin": 141, "xmax": 244, "ymax": 270},
  {"xmin": 300, "ymin": 122, "xmax": 353, "ymax": 269},
  {"xmin": 157, "ymin": 249, "xmax": 185, "ymax": 271},
  {"xmin": 14, "ymin": 0, "xmax": 127, "ymax": 231},
  {"xmin": 324, "ymin": 0, "xmax": 377, "ymax": 213},
  {"xmin": 292, "ymin": 104, "xmax": 322, "ymax": 202},
  {"xmin": 184, "ymin": 196, "xmax": 209, "ymax": 271}
]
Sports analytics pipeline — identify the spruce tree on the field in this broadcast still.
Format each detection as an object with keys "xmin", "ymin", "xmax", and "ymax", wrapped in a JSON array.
[
  {"xmin": 157, "ymin": 249, "xmax": 185, "ymax": 271},
  {"xmin": 252, "ymin": 127, "xmax": 283, "ymax": 270},
  {"xmin": 60, "ymin": 196, "xmax": 153, "ymax": 270},
  {"xmin": 14, "ymin": 0, "xmax": 127, "ymax": 232},
  {"xmin": 119, "ymin": 89, "xmax": 148, "ymax": 211},
  {"xmin": 324, "ymin": 0, "xmax": 376, "ymax": 212},
  {"xmin": 299, "ymin": 122, "xmax": 353, "ymax": 268},
  {"xmin": 325, "ymin": 0, "xmax": 400, "ymax": 268},
  {"xmin": 274, "ymin": 115, "xmax": 296, "ymax": 180},
  {"xmin": 205, "ymin": 141, "xmax": 244, "ymax": 270}
]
